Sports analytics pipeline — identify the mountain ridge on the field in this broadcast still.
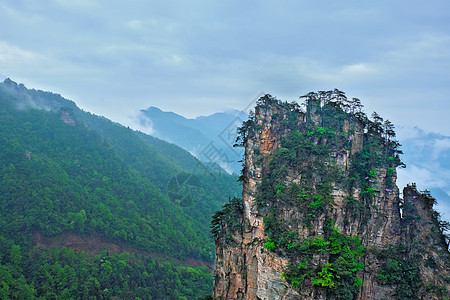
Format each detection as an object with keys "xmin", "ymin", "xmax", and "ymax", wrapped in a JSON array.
[
  {"xmin": 0, "ymin": 78, "xmax": 241, "ymax": 299},
  {"xmin": 138, "ymin": 105, "xmax": 248, "ymax": 174}
]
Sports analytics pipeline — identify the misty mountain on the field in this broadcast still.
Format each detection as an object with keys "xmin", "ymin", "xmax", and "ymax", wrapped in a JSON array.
[
  {"xmin": 138, "ymin": 106, "xmax": 248, "ymax": 174},
  {"xmin": 0, "ymin": 78, "xmax": 242, "ymax": 256},
  {"xmin": 0, "ymin": 78, "xmax": 241, "ymax": 298}
]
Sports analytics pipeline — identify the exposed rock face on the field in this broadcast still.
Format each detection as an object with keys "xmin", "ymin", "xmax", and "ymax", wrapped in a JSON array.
[
  {"xmin": 60, "ymin": 110, "xmax": 75, "ymax": 125},
  {"xmin": 213, "ymin": 94, "xmax": 450, "ymax": 300}
]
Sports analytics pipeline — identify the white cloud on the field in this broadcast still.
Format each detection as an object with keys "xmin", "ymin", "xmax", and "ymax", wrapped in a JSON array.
[
  {"xmin": 432, "ymin": 139, "xmax": 450, "ymax": 159},
  {"xmin": 436, "ymin": 200, "xmax": 450, "ymax": 220},
  {"xmin": 341, "ymin": 63, "xmax": 376, "ymax": 76},
  {"xmin": 0, "ymin": 42, "xmax": 43, "ymax": 64},
  {"xmin": 396, "ymin": 126, "xmax": 423, "ymax": 141},
  {"xmin": 165, "ymin": 54, "xmax": 184, "ymax": 65},
  {"xmin": 122, "ymin": 111, "xmax": 156, "ymax": 136},
  {"xmin": 126, "ymin": 19, "xmax": 145, "ymax": 30},
  {"xmin": 398, "ymin": 163, "xmax": 450, "ymax": 191}
]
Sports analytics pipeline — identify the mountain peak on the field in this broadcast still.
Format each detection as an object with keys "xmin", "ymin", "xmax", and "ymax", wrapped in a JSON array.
[
  {"xmin": 142, "ymin": 106, "xmax": 162, "ymax": 112},
  {"xmin": 213, "ymin": 92, "xmax": 450, "ymax": 299},
  {"xmin": 3, "ymin": 77, "xmax": 15, "ymax": 85}
]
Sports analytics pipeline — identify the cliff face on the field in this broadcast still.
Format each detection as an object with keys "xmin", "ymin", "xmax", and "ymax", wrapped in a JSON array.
[{"xmin": 212, "ymin": 94, "xmax": 450, "ymax": 300}]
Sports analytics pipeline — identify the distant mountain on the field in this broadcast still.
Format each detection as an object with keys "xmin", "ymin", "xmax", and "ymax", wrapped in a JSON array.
[
  {"xmin": 0, "ymin": 78, "xmax": 241, "ymax": 299},
  {"xmin": 138, "ymin": 106, "xmax": 248, "ymax": 174}
]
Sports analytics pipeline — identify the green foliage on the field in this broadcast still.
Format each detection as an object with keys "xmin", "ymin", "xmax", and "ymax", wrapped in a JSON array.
[
  {"xmin": 0, "ymin": 238, "xmax": 213, "ymax": 299},
  {"xmin": 282, "ymin": 227, "xmax": 365, "ymax": 299},
  {"xmin": 265, "ymin": 238, "xmax": 276, "ymax": 252},
  {"xmin": 0, "ymin": 81, "xmax": 244, "ymax": 298},
  {"xmin": 307, "ymin": 127, "xmax": 336, "ymax": 137},
  {"xmin": 298, "ymin": 261, "xmax": 308, "ymax": 269},
  {"xmin": 386, "ymin": 167, "xmax": 395, "ymax": 177},
  {"xmin": 276, "ymin": 184, "xmax": 285, "ymax": 194},
  {"xmin": 0, "ymin": 92, "xmax": 241, "ymax": 262},
  {"xmin": 377, "ymin": 244, "xmax": 422, "ymax": 299},
  {"xmin": 295, "ymin": 185, "xmax": 310, "ymax": 202},
  {"xmin": 4, "ymin": 116, "xmax": 232, "ymax": 255},
  {"xmin": 385, "ymin": 167, "xmax": 396, "ymax": 189},
  {"xmin": 312, "ymin": 237, "xmax": 328, "ymax": 251},
  {"xmin": 368, "ymin": 170, "xmax": 379, "ymax": 178},
  {"xmin": 312, "ymin": 264, "xmax": 336, "ymax": 288},
  {"xmin": 210, "ymin": 198, "xmax": 244, "ymax": 241},
  {"xmin": 361, "ymin": 187, "xmax": 376, "ymax": 197},
  {"xmin": 348, "ymin": 124, "xmax": 402, "ymax": 200},
  {"xmin": 310, "ymin": 195, "xmax": 324, "ymax": 211},
  {"xmin": 234, "ymin": 119, "xmax": 255, "ymax": 148},
  {"xmin": 227, "ymin": 91, "xmax": 409, "ymax": 299}
]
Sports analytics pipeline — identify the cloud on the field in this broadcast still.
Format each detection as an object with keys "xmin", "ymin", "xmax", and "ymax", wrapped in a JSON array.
[
  {"xmin": 387, "ymin": 33, "xmax": 450, "ymax": 62},
  {"xmin": 341, "ymin": 63, "xmax": 377, "ymax": 76},
  {"xmin": 120, "ymin": 111, "xmax": 156, "ymax": 136},
  {"xmin": 126, "ymin": 19, "xmax": 145, "ymax": 31},
  {"xmin": 396, "ymin": 126, "xmax": 423, "ymax": 141},
  {"xmin": 0, "ymin": 0, "xmax": 449, "ymax": 137},
  {"xmin": 396, "ymin": 126, "xmax": 450, "ymax": 209},
  {"xmin": 432, "ymin": 139, "xmax": 450, "ymax": 159},
  {"xmin": 397, "ymin": 165, "xmax": 450, "ymax": 190},
  {"xmin": 0, "ymin": 42, "xmax": 44, "ymax": 65},
  {"xmin": 436, "ymin": 201, "xmax": 450, "ymax": 222}
]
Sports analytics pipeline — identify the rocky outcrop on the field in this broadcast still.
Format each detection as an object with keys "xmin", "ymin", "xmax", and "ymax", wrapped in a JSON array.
[
  {"xmin": 213, "ymin": 94, "xmax": 450, "ymax": 299},
  {"xmin": 60, "ymin": 110, "xmax": 75, "ymax": 125}
]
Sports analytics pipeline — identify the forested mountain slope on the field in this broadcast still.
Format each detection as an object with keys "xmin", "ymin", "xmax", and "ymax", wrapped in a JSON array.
[
  {"xmin": 0, "ymin": 78, "xmax": 241, "ymax": 299},
  {"xmin": 138, "ymin": 106, "xmax": 248, "ymax": 174}
]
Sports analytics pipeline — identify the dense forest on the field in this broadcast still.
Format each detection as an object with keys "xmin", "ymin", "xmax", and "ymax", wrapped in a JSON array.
[{"xmin": 0, "ymin": 79, "xmax": 241, "ymax": 299}]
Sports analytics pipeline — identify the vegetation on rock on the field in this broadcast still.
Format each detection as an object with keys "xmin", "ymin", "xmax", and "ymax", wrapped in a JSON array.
[{"xmin": 212, "ymin": 91, "xmax": 449, "ymax": 299}]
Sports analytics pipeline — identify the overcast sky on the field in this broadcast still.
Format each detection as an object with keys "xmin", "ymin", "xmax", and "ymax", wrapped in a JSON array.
[{"xmin": 1, "ymin": 0, "xmax": 450, "ymax": 135}]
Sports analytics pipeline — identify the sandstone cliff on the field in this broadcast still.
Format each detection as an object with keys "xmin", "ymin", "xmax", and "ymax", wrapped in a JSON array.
[{"xmin": 212, "ymin": 93, "xmax": 450, "ymax": 300}]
